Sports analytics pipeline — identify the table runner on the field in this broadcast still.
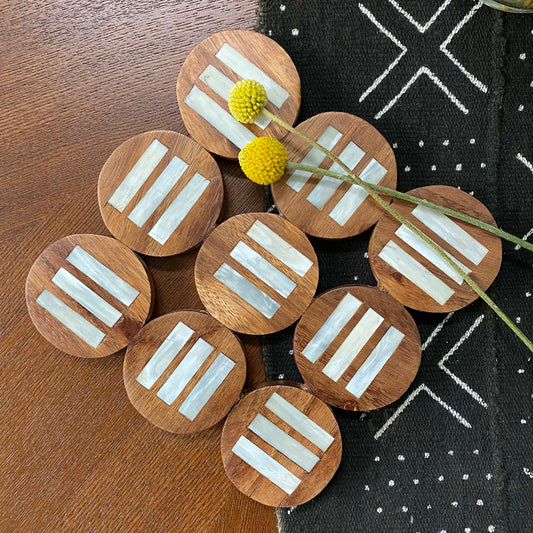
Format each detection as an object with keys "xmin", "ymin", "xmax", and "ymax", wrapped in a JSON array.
[{"xmin": 258, "ymin": 1, "xmax": 533, "ymax": 531}]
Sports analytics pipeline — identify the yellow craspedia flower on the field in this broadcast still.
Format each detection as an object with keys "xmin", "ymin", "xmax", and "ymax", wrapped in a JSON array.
[
  {"xmin": 228, "ymin": 79, "xmax": 267, "ymax": 123},
  {"xmin": 239, "ymin": 137, "xmax": 287, "ymax": 185}
]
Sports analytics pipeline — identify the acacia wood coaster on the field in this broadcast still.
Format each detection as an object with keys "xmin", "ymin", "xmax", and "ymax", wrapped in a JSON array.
[
  {"xmin": 195, "ymin": 213, "xmax": 318, "ymax": 335},
  {"xmin": 123, "ymin": 311, "xmax": 246, "ymax": 434},
  {"xmin": 25, "ymin": 234, "xmax": 153, "ymax": 358},
  {"xmin": 221, "ymin": 382, "xmax": 342, "ymax": 507},
  {"xmin": 98, "ymin": 130, "xmax": 223, "ymax": 257},
  {"xmin": 368, "ymin": 185, "xmax": 502, "ymax": 313},
  {"xmin": 271, "ymin": 111, "xmax": 397, "ymax": 239},
  {"xmin": 294, "ymin": 285, "xmax": 421, "ymax": 411},
  {"xmin": 176, "ymin": 29, "xmax": 301, "ymax": 159}
]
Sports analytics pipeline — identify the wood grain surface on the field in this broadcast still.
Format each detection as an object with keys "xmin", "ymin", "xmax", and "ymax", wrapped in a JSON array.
[{"xmin": 0, "ymin": 1, "xmax": 276, "ymax": 531}]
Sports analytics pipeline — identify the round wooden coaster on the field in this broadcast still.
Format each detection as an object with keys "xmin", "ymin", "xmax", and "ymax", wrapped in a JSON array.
[
  {"xmin": 271, "ymin": 112, "xmax": 397, "ymax": 238},
  {"xmin": 195, "ymin": 213, "xmax": 319, "ymax": 335},
  {"xmin": 25, "ymin": 234, "xmax": 153, "ymax": 358},
  {"xmin": 368, "ymin": 185, "xmax": 502, "ymax": 313},
  {"xmin": 98, "ymin": 130, "xmax": 223, "ymax": 257},
  {"xmin": 176, "ymin": 29, "xmax": 301, "ymax": 159},
  {"xmin": 294, "ymin": 285, "xmax": 421, "ymax": 411},
  {"xmin": 221, "ymin": 382, "xmax": 342, "ymax": 507},
  {"xmin": 123, "ymin": 311, "xmax": 246, "ymax": 434}
]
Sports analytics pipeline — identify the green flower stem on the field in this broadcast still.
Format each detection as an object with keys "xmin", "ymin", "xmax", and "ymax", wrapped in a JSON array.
[
  {"xmin": 285, "ymin": 161, "xmax": 533, "ymax": 252},
  {"xmin": 263, "ymin": 109, "xmax": 533, "ymax": 352}
]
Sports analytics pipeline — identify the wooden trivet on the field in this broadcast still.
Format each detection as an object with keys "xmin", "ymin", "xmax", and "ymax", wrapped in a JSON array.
[
  {"xmin": 195, "ymin": 213, "xmax": 318, "ymax": 335},
  {"xmin": 271, "ymin": 111, "xmax": 397, "ymax": 238},
  {"xmin": 221, "ymin": 382, "xmax": 342, "ymax": 507},
  {"xmin": 176, "ymin": 29, "xmax": 301, "ymax": 159},
  {"xmin": 294, "ymin": 285, "xmax": 421, "ymax": 411},
  {"xmin": 123, "ymin": 311, "xmax": 246, "ymax": 434},
  {"xmin": 25, "ymin": 234, "xmax": 153, "ymax": 358},
  {"xmin": 368, "ymin": 185, "xmax": 502, "ymax": 312}
]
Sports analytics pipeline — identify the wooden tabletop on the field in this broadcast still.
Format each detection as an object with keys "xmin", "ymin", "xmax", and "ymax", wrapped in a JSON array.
[{"xmin": 0, "ymin": 1, "xmax": 277, "ymax": 531}]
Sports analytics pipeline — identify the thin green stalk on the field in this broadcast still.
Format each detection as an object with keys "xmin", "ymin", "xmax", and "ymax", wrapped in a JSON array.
[{"xmin": 262, "ymin": 109, "xmax": 532, "ymax": 352}]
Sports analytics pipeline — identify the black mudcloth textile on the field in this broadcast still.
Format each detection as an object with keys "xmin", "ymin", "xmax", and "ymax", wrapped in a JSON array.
[{"xmin": 257, "ymin": 1, "xmax": 533, "ymax": 531}]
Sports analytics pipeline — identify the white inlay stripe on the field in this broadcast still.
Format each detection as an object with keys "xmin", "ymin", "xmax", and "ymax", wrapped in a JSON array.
[
  {"xmin": 128, "ymin": 156, "xmax": 189, "ymax": 228},
  {"xmin": 329, "ymin": 158, "xmax": 388, "ymax": 227},
  {"xmin": 215, "ymin": 43, "xmax": 290, "ymax": 108},
  {"xmin": 108, "ymin": 139, "xmax": 168, "ymax": 212},
  {"xmin": 36, "ymin": 290, "xmax": 105, "ymax": 348},
  {"xmin": 322, "ymin": 307, "xmax": 384, "ymax": 381},
  {"xmin": 230, "ymin": 241, "xmax": 297, "ymax": 298},
  {"xmin": 214, "ymin": 263, "xmax": 280, "ymax": 319},
  {"xmin": 345, "ymin": 327, "xmax": 405, "ymax": 398},
  {"xmin": 265, "ymin": 393, "xmax": 334, "ymax": 452},
  {"xmin": 136, "ymin": 322, "xmax": 194, "ymax": 390},
  {"xmin": 51, "ymin": 268, "xmax": 122, "ymax": 328},
  {"xmin": 148, "ymin": 172, "xmax": 210, "ymax": 245},
  {"xmin": 178, "ymin": 353, "xmax": 235, "ymax": 421},
  {"xmin": 286, "ymin": 126, "xmax": 343, "ymax": 192},
  {"xmin": 379, "ymin": 241, "xmax": 455, "ymax": 305},
  {"xmin": 411, "ymin": 205, "xmax": 488, "ymax": 265},
  {"xmin": 232, "ymin": 435, "xmax": 301, "ymax": 495},
  {"xmin": 306, "ymin": 141, "xmax": 365, "ymax": 209},
  {"xmin": 199, "ymin": 65, "xmax": 271, "ymax": 129},
  {"xmin": 395, "ymin": 225, "xmax": 471, "ymax": 285},
  {"xmin": 302, "ymin": 293, "xmax": 362, "ymax": 363},
  {"xmin": 248, "ymin": 414, "xmax": 320, "ymax": 473},
  {"xmin": 66, "ymin": 246, "xmax": 140, "ymax": 307},
  {"xmin": 246, "ymin": 220, "xmax": 313, "ymax": 277},
  {"xmin": 156, "ymin": 337, "xmax": 214, "ymax": 405},
  {"xmin": 185, "ymin": 86, "xmax": 256, "ymax": 149}
]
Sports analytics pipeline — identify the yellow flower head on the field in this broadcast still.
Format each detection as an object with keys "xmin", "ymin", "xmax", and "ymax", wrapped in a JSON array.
[
  {"xmin": 239, "ymin": 137, "xmax": 287, "ymax": 185},
  {"xmin": 228, "ymin": 79, "xmax": 267, "ymax": 123}
]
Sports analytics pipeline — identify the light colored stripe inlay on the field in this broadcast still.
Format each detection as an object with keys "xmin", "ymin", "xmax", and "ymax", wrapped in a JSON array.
[
  {"xmin": 148, "ymin": 173, "xmax": 210, "ymax": 245},
  {"xmin": 322, "ymin": 307, "xmax": 384, "ymax": 381},
  {"xmin": 178, "ymin": 352, "xmax": 235, "ymax": 421},
  {"xmin": 232, "ymin": 435, "xmax": 301, "ymax": 495},
  {"xmin": 411, "ymin": 205, "xmax": 488, "ymax": 265},
  {"xmin": 52, "ymin": 268, "xmax": 122, "ymax": 328},
  {"xmin": 66, "ymin": 246, "xmax": 140, "ymax": 307},
  {"xmin": 302, "ymin": 293, "xmax": 362, "ymax": 363},
  {"xmin": 345, "ymin": 326, "xmax": 405, "ymax": 398},
  {"xmin": 247, "ymin": 220, "xmax": 313, "ymax": 277},
  {"xmin": 199, "ymin": 65, "xmax": 271, "ymax": 129},
  {"xmin": 395, "ymin": 225, "xmax": 471, "ymax": 285},
  {"xmin": 136, "ymin": 321, "xmax": 194, "ymax": 390},
  {"xmin": 306, "ymin": 142, "xmax": 365, "ymax": 209},
  {"xmin": 128, "ymin": 156, "xmax": 188, "ymax": 228},
  {"xmin": 36, "ymin": 290, "xmax": 105, "ymax": 348},
  {"xmin": 248, "ymin": 414, "xmax": 319, "ymax": 472},
  {"xmin": 214, "ymin": 263, "xmax": 280, "ymax": 319},
  {"xmin": 329, "ymin": 159, "xmax": 388, "ymax": 227},
  {"xmin": 286, "ymin": 126, "xmax": 343, "ymax": 192},
  {"xmin": 265, "ymin": 393, "xmax": 334, "ymax": 452},
  {"xmin": 185, "ymin": 86, "xmax": 256, "ymax": 149},
  {"xmin": 230, "ymin": 241, "xmax": 297, "ymax": 298},
  {"xmin": 156, "ymin": 337, "xmax": 215, "ymax": 405},
  {"xmin": 108, "ymin": 139, "xmax": 168, "ymax": 212},
  {"xmin": 215, "ymin": 43, "xmax": 290, "ymax": 108},
  {"xmin": 378, "ymin": 241, "xmax": 454, "ymax": 305}
]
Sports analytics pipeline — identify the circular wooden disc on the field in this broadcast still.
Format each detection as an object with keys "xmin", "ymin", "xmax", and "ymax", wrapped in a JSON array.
[
  {"xmin": 25, "ymin": 234, "xmax": 153, "ymax": 358},
  {"xmin": 369, "ymin": 185, "xmax": 502, "ymax": 313},
  {"xmin": 271, "ymin": 112, "xmax": 397, "ymax": 238},
  {"xmin": 176, "ymin": 29, "xmax": 301, "ymax": 159},
  {"xmin": 98, "ymin": 130, "xmax": 223, "ymax": 257},
  {"xmin": 294, "ymin": 285, "xmax": 421, "ymax": 411},
  {"xmin": 195, "ymin": 213, "xmax": 318, "ymax": 335},
  {"xmin": 221, "ymin": 382, "xmax": 342, "ymax": 507},
  {"xmin": 123, "ymin": 311, "xmax": 246, "ymax": 434}
]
